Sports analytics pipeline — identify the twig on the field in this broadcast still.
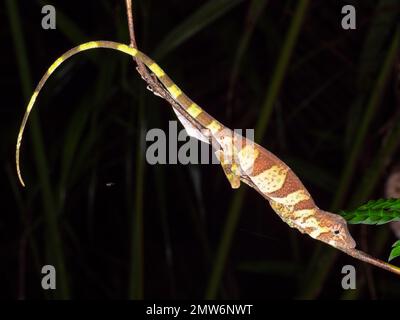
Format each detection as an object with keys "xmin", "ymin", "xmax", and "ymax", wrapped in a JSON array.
[
  {"xmin": 340, "ymin": 247, "xmax": 400, "ymax": 276},
  {"xmin": 124, "ymin": 0, "xmax": 198, "ymax": 129},
  {"xmin": 125, "ymin": 0, "xmax": 145, "ymax": 73}
]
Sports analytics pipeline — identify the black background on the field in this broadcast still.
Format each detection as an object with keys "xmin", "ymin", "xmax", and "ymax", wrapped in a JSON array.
[{"xmin": 1, "ymin": 0, "xmax": 400, "ymax": 299}]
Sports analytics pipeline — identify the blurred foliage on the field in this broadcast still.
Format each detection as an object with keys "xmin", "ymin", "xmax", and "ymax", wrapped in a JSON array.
[
  {"xmin": 1, "ymin": 0, "xmax": 400, "ymax": 299},
  {"xmin": 341, "ymin": 198, "xmax": 400, "ymax": 225},
  {"xmin": 389, "ymin": 240, "xmax": 400, "ymax": 262},
  {"xmin": 341, "ymin": 198, "xmax": 400, "ymax": 263}
]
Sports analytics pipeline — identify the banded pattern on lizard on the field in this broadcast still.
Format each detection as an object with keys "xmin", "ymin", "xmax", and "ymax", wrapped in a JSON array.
[{"xmin": 16, "ymin": 41, "xmax": 356, "ymax": 251}]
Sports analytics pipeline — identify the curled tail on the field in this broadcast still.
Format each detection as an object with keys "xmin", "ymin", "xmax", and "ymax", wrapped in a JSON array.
[{"xmin": 16, "ymin": 41, "xmax": 220, "ymax": 186}]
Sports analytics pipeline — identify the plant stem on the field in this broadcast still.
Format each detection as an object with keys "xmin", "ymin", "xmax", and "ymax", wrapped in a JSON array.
[
  {"xmin": 255, "ymin": 0, "xmax": 309, "ymax": 142},
  {"xmin": 205, "ymin": 0, "xmax": 310, "ymax": 299},
  {"xmin": 205, "ymin": 188, "xmax": 245, "ymax": 299},
  {"xmin": 7, "ymin": 0, "xmax": 69, "ymax": 298},
  {"xmin": 298, "ymin": 25, "xmax": 400, "ymax": 299},
  {"xmin": 331, "ymin": 26, "xmax": 400, "ymax": 211}
]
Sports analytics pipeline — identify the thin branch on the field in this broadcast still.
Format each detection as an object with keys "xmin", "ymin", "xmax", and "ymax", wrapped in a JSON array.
[
  {"xmin": 125, "ymin": 0, "xmax": 146, "ymax": 74},
  {"xmin": 340, "ymin": 247, "xmax": 400, "ymax": 276},
  {"xmin": 125, "ymin": 0, "xmax": 136, "ymax": 47},
  {"xmin": 124, "ymin": 0, "xmax": 196, "ymax": 128}
]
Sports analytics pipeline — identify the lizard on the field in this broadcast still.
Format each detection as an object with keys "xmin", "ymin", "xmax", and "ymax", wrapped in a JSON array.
[{"xmin": 15, "ymin": 41, "xmax": 400, "ymax": 275}]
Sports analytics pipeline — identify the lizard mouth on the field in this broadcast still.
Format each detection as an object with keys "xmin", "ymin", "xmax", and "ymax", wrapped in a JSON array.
[{"xmin": 328, "ymin": 236, "xmax": 356, "ymax": 250}]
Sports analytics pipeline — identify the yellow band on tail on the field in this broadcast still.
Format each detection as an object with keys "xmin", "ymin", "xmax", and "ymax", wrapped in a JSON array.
[{"xmin": 16, "ymin": 41, "xmax": 204, "ymax": 187}]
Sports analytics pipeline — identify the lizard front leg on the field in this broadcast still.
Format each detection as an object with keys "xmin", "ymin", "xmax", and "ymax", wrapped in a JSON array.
[{"xmin": 215, "ymin": 149, "xmax": 241, "ymax": 189}]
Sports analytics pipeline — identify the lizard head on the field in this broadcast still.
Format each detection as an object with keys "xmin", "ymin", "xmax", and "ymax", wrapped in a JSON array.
[{"xmin": 315, "ymin": 210, "xmax": 356, "ymax": 249}]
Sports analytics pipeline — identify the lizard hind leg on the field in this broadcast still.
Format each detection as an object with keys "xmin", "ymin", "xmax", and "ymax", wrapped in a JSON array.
[{"xmin": 215, "ymin": 150, "xmax": 241, "ymax": 189}]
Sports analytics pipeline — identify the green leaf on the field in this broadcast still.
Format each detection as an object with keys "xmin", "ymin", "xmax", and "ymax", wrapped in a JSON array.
[
  {"xmin": 228, "ymin": 0, "xmax": 268, "ymax": 102},
  {"xmin": 340, "ymin": 198, "xmax": 400, "ymax": 225},
  {"xmin": 392, "ymin": 240, "xmax": 400, "ymax": 247},
  {"xmin": 206, "ymin": 0, "xmax": 310, "ymax": 299},
  {"xmin": 154, "ymin": 0, "xmax": 244, "ymax": 59},
  {"xmin": 389, "ymin": 240, "xmax": 400, "ymax": 262}
]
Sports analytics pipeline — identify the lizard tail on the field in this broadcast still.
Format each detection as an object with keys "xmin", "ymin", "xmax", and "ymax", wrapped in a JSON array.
[{"xmin": 16, "ymin": 41, "xmax": 219, "ymax": 187}]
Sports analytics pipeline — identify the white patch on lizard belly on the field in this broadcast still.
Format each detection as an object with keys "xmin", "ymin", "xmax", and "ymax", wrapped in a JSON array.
[
  {"xmin": 172, "ymin": 108, "xmax": 210, "ymax": 144},
  {"xmin": 237, "ymin": 144, "xmax": 259, "ymax": 174}
]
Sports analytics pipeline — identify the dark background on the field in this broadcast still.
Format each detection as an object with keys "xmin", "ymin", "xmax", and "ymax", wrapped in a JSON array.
[{"xmin": 1, "ymin": 0, "xmax": 400, "ymax": 299}]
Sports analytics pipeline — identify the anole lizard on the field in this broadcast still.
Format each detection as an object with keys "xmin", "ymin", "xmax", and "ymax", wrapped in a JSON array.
[{"xmin": 16, "ymin": 41, "xmax": 400, "ymax": 276}]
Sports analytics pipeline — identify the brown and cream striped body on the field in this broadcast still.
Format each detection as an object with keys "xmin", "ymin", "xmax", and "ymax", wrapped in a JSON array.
[
  {"xmin": 220, "ymin": 132, "xmax": 355, "ymax": 249},
  {"xmin": 16, "ymin": 41, "xmax": 356, "ymax": 250}
]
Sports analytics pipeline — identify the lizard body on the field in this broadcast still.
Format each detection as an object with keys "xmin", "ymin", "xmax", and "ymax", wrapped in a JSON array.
[{"xmin": 16, "ymin": 41, "xmax": 356, "ymax": 251}]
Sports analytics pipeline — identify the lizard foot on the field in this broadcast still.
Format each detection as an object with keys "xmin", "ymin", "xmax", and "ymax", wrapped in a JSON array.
[{"xmin": 215, "ymin": 150, "xmax": 241, "ymax": 189}]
